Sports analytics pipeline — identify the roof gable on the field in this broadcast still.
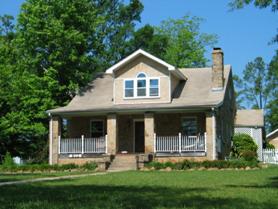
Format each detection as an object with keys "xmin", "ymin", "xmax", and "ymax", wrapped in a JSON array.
[{"xmin": 106, "ymin": 49, "xmax": 186, "ymax": 80}]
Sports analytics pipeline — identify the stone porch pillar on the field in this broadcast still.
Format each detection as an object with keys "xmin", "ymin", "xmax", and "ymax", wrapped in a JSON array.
[
  {"xmin": 144, "ymin": 113, "xmax": 155, "ymax": 153},
  {"xmin": 49, "ymin": 116, "xmax": 61, "ymax": 165},
  {"xmin": 205, "ymin": 111, "xmax": 216, "ymax": 160},
  {"xmin": 107, "ymin": 114, "xmax": 117, "ymax": 155}
]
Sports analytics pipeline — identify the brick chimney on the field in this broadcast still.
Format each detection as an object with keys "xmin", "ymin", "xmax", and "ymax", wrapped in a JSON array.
[{"xmin": 212, "ymin": 48, "xmax": 224, "ymax": 90}]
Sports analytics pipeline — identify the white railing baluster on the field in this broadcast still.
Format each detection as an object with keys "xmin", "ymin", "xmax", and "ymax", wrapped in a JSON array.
[
  {"xmin": 81, "ymin": 135, "xmax": 84, "ymax": 154},
  {"xmin": 105, "ymin": 135, "xmax": 108, "ymax": 153},
  {"xmin": 58, "ymin": 135, "xmax": 61, "ymax": 154},
  {"xmin": 154, "ymin": 134, "xmax": 206, "ymax": 153},
  {"xmin": 178, "ymin": 133, "xmax": 181, "ymax": 154}
]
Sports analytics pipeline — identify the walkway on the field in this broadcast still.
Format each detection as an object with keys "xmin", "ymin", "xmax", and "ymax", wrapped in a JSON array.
[{"xmin": 0, "ymin": 172, "xmax": 107, "ymax": 187}]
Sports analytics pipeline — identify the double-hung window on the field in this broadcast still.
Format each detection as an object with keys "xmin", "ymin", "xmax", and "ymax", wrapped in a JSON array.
[
  {"xmin": 125, "ymin": 80, "xmax": 134, "ymax": 98},
  {"xmin": 149, "ymin": 79, "xmax": 159, "ymax": 96}
]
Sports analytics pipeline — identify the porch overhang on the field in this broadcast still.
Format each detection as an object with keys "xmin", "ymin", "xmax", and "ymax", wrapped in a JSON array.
[{"xmin": 47, "ymin": 103, "xmax": 222, "ymax": 117}]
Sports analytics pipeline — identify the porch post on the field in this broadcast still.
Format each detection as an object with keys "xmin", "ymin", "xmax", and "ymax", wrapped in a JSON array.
[
  {"xmin": 49, "ymin": 116, "xmax": 61, "ymax": 165},
  {"xmin": 107, "ymin": 114, "xmax": 117, "ymax": 155},
  {"xmin": 144, "ymin": 112, "xmax": 155, "ymax": 153},
  {"xmin": 205, "ymin": 111, "xmax": 215, "ymax": 160}
]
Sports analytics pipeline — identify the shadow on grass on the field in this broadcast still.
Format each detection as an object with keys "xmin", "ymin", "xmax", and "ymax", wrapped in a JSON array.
[
  {"xmin": 226, "ymin": 176, "xmax": 278, "ymax": 189},
  {"xmin": 0, "ymin": 180, "xmax": 276, "ymax": 209}
]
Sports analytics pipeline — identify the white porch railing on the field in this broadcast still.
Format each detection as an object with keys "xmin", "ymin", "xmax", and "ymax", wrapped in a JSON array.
[
  {"xmin": 262, "ymin": 149, "xmax": 278, "ymax": 164},
  {"xmin": 59, "ymin": 135, "xmax": 107, "ymax": 154},
  {"xmin": 154, "ymin": 133, "xmax": 207, "ymax": 153}
]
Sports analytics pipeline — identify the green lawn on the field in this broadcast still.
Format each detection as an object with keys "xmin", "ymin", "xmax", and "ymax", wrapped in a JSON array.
[{"xmin": 0, "ymin": 167, "xmax": 277, "ymax": 209}]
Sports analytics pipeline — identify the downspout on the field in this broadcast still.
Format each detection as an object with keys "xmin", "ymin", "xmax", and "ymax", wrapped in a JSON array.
[
  {"xmin": 49, "ymin": 113, "xmax": 53, "ymax": 165},
  {"xmin": 212, "ymin": 108, "xmax": 216, "ymax": 160}
]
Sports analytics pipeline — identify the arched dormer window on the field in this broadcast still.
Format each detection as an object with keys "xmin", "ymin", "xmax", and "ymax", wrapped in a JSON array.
[{"xmin": 137, "ymin": 72, "xmax": 146, "ymax": 78}]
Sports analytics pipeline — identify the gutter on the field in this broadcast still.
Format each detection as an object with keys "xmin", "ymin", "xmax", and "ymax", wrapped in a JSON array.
[{"xmin": 46, "ymin": 103, "xmax": 223, "ymax": 116}]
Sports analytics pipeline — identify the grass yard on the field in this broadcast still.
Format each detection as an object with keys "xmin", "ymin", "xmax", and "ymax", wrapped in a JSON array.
[
  {"xmin": 0, "ymin": 171, "xmax": 96, "ymax": 183},
  {"xmin": 0, "ymin": 167, "xmax": 277, "ymax": 209}
]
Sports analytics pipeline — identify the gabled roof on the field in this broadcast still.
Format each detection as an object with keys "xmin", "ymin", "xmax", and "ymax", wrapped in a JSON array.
[
  {"xmin": 105, "ymin": 49, "xmax": 186, "ymax": 80},
  {"xmin": 235, "ymin": 109, "xmax": 264, "ymax": 127},
  {"xmin": 47, "ymin": 65, "xmax": 232, "ymax": 115},
  {"xmin": 266, "ymin": 129, "xmax": 278, "ymax": 140}
]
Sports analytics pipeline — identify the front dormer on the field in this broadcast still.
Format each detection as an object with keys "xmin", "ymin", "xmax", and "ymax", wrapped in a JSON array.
[{"xmin": 106, "ymin": 49, "xmax": 186, "ymax": 105}]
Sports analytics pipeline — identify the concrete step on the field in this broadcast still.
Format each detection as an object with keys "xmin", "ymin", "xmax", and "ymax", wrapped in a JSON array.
[{"xmin": 107, "ymin": 155, "xmax": 138, "ymax": 171}]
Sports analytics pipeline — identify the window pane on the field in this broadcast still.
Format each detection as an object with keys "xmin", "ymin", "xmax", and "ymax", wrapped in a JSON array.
[
  {"xmin": 150, "ymin": 88, "xmax": 158, "ymax": 96},
  {"xmin": 137, "ymin": 88, "xmax": 146, "ymax": 96},
  {"xmin": 181, "ymin": 118, "xmax": 197, "ymax": 136},
  {"xmin": 137, "ymin": 73, "xmax": 146, "ymax": 78},
  {"xmin": 150, "ymin": 79, "xmax": 158, "ymax": 87},
  {"xmin": 137, "ymin": 80, "xmax": 146, "ymax": 88},
  {"xmin": 91, "ymin": 121, "xmax": 104, "ymax": 138},
  {"xmin": 125, "ymin": 89, "xmax": 134, "ymax": 97},
  {"xmin": 125, "ymin": 80, "xmax": 133, "ymax": 89}
]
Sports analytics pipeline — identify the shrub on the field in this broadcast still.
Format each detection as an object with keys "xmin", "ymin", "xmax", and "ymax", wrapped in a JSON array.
[
  {"xmin": 80, "ymin": 162, "xmax": 97, "ymax": 170},
  {"xmin": 266, "ymin": 142, "xmax": 275, "ymax": 149},
  {"xmin": 2, "ymin": 152, "xmax": 15, "ymax": 167},
  {"xmin": 60, "ymin": 163, "xmax": 79, "ymax": 170},
  {"xmin": 232, "ymin": 133, "xmax": 258, "ymax": 159},
  {"xmin": 144, "ymin": 159, "xmax": 259, "ymax": 170},
  {"xmin": 241, "ymin": 150, "xmax": 257, "ymax": 161}
]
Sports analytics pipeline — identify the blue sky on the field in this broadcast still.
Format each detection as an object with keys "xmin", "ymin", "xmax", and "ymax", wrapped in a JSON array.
[{"xmin": 0, "ymin": 0, "xmax": 277, "ymax": 76}]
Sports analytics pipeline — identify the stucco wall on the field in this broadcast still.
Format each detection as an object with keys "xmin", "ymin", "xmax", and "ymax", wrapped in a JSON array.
[{"xmin": 114, "ymin": 56, "xmax": 171, "ymax": 104}]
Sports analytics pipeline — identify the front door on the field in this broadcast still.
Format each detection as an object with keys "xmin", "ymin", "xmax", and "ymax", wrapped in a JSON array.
[{"xmin": 134, "ymin": 121, "xmax": 145, "ymax": 153}]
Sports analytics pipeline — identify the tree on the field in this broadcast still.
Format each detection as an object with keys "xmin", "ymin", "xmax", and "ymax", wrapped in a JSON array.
[
  {"xmin": 128, "ymin": 16, "xmax": 217, "ymax": 68},
  {"xmin": 229, "ymin": 0, "xmax": 278, "ymax": 43},
  {"xmin": 155, "ymin": 16, "xmax": 217, "ymax": 68},
  {"xmin": 229, "ymin": 0, "xmax": 278, "ymax": 11},
  {"xmin": 265, "ymin": 51, "xmax": 278, "ymax": 130},
  {"xmin": 16, "ymin": 0, "xmax": 143, "ymax": 105},
  {"xmin": 234, "ymin": 56, "xmax": 277, "ymax": 131},
  {"xmin": 128, "ymin": 24, "xmax": 169, "ymax": 59},
  {"xmin": 0, "ymin": 0, "xmax": 143, "ymax": 161}
]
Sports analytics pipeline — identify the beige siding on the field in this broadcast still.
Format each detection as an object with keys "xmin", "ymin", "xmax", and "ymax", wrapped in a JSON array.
[
  {"xmin": 269, "ymin": 137, "xmax": 278, "ymax": 149},
  {"xmin": 170, "ymin": 74, "xmax": 180, "ymax": 96},
  {"xmin": 114, "ymin": 56, "xmax": 171, "ymax": 104}
]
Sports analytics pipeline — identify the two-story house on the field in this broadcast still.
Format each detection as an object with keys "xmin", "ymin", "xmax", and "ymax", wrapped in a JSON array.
[{"xmin": 47, "ymin": 48, "xmax": 236, "ymax": 169}]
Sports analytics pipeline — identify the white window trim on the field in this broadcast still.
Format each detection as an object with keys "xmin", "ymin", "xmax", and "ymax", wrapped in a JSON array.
[
  {"xmin": 124, "ymin": 79, "xmax": 134, "ymax": 98},
  {"xmin": 123, "ymin": 76, "xmax": 160, "ymax": 99},
  {"xmin": 90, "ymin": 119, "xmax": 105, "ymax": 138}
]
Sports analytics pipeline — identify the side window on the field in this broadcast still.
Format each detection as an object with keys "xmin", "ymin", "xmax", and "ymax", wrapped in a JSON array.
[
  {"xmin": 125, "ymin": 80, "xmax": 134, "ymax": 97},
  {"xmin": 90, "ymin": 120, "xmax": 104, "ymax": 138},
  {"xmin": 149, "ymin": 79, "xmax": 159, "ymax": 96},
  {"xmin": 181, "ymin": 118, "xmax": 197, "ymax": 136}
]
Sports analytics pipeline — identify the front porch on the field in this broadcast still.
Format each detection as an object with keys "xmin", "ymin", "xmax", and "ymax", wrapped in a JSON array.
[
  {"xmin": 49, "ymin": 112, "xmax": 216, "ymax": 165},
  {"xmin": 57, "ymin": 133, "xmax": 207, "ymax": 156}
]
